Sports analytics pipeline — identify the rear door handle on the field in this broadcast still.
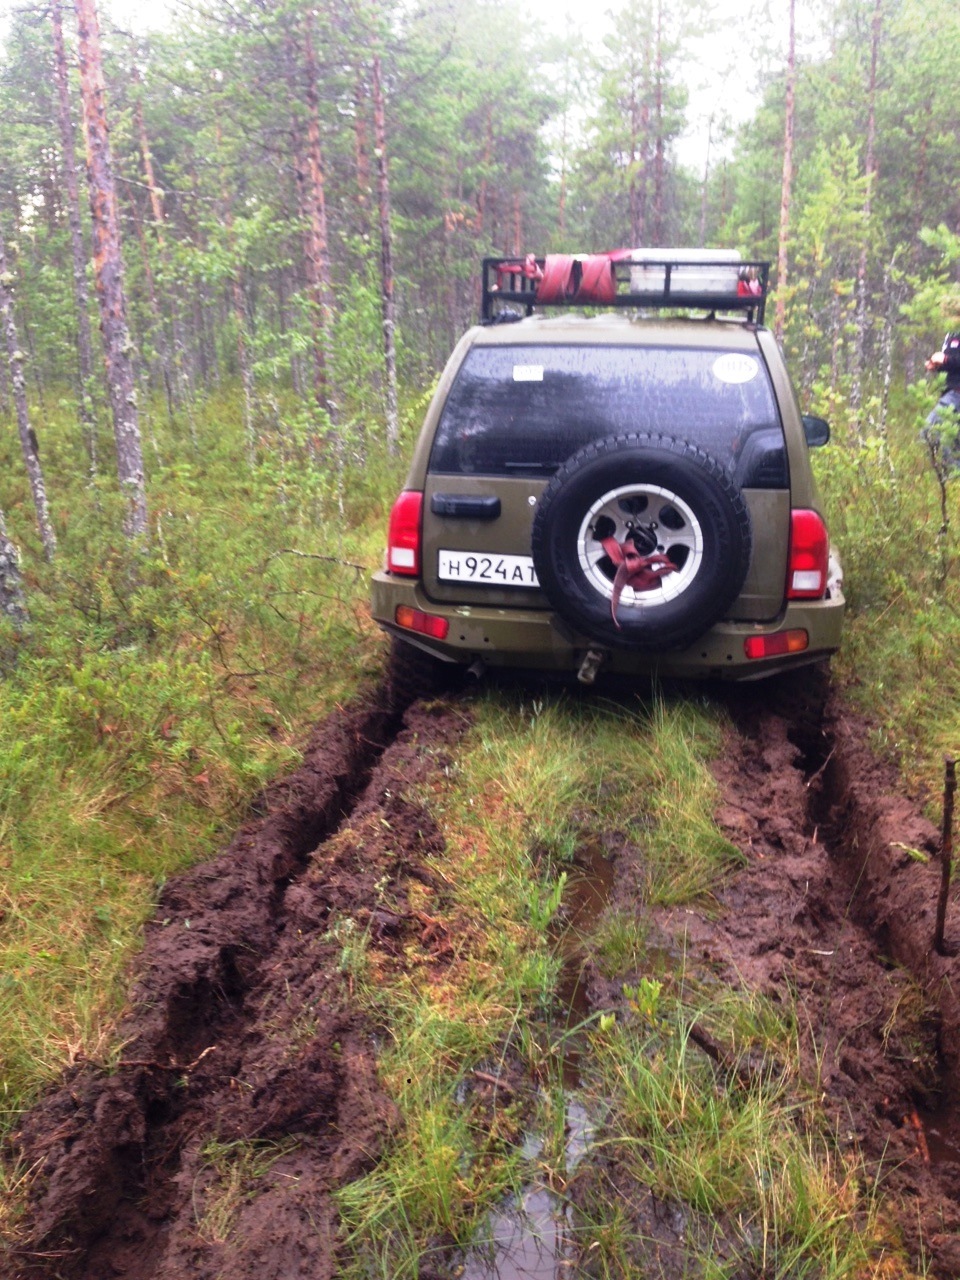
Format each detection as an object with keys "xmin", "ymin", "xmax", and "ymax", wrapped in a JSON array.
[{"xmin": 430, "ymin": 494, "xmax": 501, "ymax": 519}]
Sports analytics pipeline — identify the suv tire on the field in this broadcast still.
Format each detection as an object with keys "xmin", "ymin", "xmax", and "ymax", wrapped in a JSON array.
[
  {"xmin": 531, "ymin": 433, "xmax": 752, "ymax": 650},
  {"xmin": 387, "ymin": 637, "xmax": 452, "ymax": 710}
]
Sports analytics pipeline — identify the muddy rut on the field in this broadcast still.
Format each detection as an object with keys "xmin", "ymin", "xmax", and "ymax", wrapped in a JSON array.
[{"xmin": 7, "ymin": 676, "xmax": 960, "ymax": 1278}]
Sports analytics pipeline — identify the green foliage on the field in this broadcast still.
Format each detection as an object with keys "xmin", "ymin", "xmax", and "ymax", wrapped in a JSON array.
[
  {"xmin": 585, "ymin": 999, "xmax": 884, "ymax": 1278},
  {"xmin": 815, "ymin": 387, "xmax": 960, "ymax": 794},
  {"xmin": 0, "ymin": 388, "xmax": 399, "ymax": 1117}
]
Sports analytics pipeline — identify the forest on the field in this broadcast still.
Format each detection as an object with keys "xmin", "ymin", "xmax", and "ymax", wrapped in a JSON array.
[{"xmin": 2, "ymin": 0, "xmax": 960, "ymax": 1276}]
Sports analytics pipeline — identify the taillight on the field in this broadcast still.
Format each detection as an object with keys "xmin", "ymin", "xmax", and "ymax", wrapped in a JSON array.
[
  {"xmin": 396, "ymin": 605, "xmax": 449, "ymax": 639},
  {"xmin": 745, "ymin": 629, "xmax": 809, "ymax": 660},
  {"xmin": 387, "ymin": 491, "xmax": 423, "ymax": 576},
  {"xmin": 786, "ymin": 510, "xmax": 829, "ymax": 599}
]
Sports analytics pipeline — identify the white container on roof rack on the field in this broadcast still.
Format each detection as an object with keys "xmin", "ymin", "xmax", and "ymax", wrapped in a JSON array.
[{"xmin": 622, "ymin": 247, "xmax": 743, "ymax": 297}]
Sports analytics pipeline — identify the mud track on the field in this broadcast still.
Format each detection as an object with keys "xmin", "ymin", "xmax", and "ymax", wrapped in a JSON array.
[
  {"xmin": 674, "ymin": 677, "xmax": 960, "ymax": 1275},
  {"xmin": 8, "ymin": 676, "xmax": 960, "ymax": 1278},
  {"xmin": 9, "ymin": 693, "xmax": 472, "ymax": 1280}
]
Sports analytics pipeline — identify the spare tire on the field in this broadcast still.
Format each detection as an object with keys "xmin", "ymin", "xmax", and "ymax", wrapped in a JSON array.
[{"xmin": 531, "ymin": 433, "xmax": 751, "ymax": 650}]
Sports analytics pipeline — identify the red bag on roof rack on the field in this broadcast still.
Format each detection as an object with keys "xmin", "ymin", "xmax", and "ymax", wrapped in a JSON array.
[
  {"xmin": 482, "ymin": 249, "xmax": 770, "ymax": 325},
  {"xmin": 536, "ymin": 254, "xmax": 617, "ymax": 305}
]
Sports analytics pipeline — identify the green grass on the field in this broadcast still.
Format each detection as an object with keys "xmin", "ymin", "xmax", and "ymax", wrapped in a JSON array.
[
  {"xmin": 814, "ymin": 393, "xmax": 960, "ymax": 799},
  {"xmin": 333, "ymin": 688, "xmax": 903, "ymax": 1277},
  {"xmin": 0, "ymin": 389, "xmax": 407, "ymax": 1122},
  {"xmin": 580, "ymin": 994, "xmax": 886, "ymax": 1279},
  {"xmin": 0, "ymin": 375, "xmax": 943, "ymax": 1277}
]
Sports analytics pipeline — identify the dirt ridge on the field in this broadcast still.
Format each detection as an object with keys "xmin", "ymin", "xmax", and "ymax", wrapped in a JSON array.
[{"xmin": 8, "ymin": 693, "xmax": 468, "ymax": 1280}]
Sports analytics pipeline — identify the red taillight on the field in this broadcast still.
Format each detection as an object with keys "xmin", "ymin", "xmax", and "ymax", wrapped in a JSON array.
[
  {"xmin": 745, "ymin": 629, "xmax": 809, "ymax": 660},
  {"xmin": 786, "ymin": 510, "xmax": 829, "ymax": 599},
  {"xmin": 387, "ymin": 490, "xmax": 423, "ymax": 576},
  {"xmin": 395, "ymin": 605, "xmax": 449, "ymax": 640}
]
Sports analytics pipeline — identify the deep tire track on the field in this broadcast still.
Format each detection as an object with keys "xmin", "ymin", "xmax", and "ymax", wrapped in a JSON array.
[
  {"xmin": 698, "ymin": 675, "xmax": 960, "ymax": 1276},
  {"xmin": 9, "ymin": 691, "xmax": 470, "ymax": 1280}
]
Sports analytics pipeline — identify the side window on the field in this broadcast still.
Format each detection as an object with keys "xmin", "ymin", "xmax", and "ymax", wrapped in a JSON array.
[{"xmin": 430, "ymin": 345, "xmax": 788, "ymax": 487}]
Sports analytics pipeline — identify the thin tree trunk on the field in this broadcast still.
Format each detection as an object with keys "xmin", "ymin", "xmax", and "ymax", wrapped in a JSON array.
[
  {"xmin": 133, "ymin": 73, "xmax": 193, "ymax": 410},
  {"xmin": 0, "ymin": 508, "xmax": 28, "ymax": 632},
  {"xmin": 224, "ymin": 207, "xmax": 255, "ymax": 463},
  {"xmin": 130, "ymin": 192, "xmax": 175, "ymax": 418},
  {"xmin": 354, "ymin": 71, "xmax": 371, "ymax": 211},
  {"xmin": 51, "ymin": 0, "xmax": 97, "ymax": 467},
  {"xmin": 477, "ymin": 107, "xmax": 493, "ymax": 236},
  {"xmin": 512, "ymin": 191, "xmax": 522, "ymax": 256},
  {"xmin": 371, "ymin": 54, "xmax": 399, "ymax": 455},
  {"xmin": 774, "ymin": 0, "xmax": 796, "ymax": 343},
  {"xmin": 852, "ymin": 0, "xmax": 882, "ymax": 413},
  {"xmin": 628, "ymin": 77, "xmax": 642, "ymax": 246},
  {"xmin": 75, "ymin": 0, "xmax": 147, "ymax": 538},
  {"xmin": 699, "ymin": 117, "xmax": 713, "ymax": 248},
  {"xmin": 652, "ymin": 0, "xmax": 665, "ymax": 244},
  {"xmin": 0, "ymin": 236, "xmax": 56, "ymax": 559},
  {"xmin": 298, "ymin": 15, "xmax": 337, "ymax": 421}
]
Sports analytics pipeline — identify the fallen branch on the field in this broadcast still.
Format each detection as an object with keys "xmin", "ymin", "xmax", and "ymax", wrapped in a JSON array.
[
  {"xmin": 118, "ymin": 1044, "xmax": 218, "ymax": 1072},
  {"xmin": 262, "ymin": 548, "xmax": 366, "ymax": 575},
  {"xmin": 472, "ymin": 1069, "xmax": 516, "ymax": 1095}
]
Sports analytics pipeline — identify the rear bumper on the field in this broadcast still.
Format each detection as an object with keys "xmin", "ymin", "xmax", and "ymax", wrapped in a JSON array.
[{"xmin": 371, "ymin": 571, "xmax": 845, "ymax": 681}]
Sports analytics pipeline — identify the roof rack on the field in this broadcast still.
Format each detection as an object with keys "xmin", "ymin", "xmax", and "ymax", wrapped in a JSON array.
[{"xmin": 481, "ymin": 251, "xmax": 770, "ymax": 326}]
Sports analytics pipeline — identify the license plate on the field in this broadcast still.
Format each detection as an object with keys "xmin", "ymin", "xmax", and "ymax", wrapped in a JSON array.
[{"xmin": 438, "ymin": 550, "xmax": 539, "ymax": 588}]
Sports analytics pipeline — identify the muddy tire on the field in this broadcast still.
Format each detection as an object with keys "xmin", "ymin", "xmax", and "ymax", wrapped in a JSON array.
[
  {"xmin": 531, "ymin": 433, "xmax": 752, "ymax": 651},
  {"xmin": 387, "ymin": 637, "xmax": 453, "ymax": 710}
]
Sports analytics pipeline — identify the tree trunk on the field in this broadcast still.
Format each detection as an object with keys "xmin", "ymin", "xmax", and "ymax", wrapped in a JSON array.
[
  {"xmin": 774, "ymin": 0, "xmax": 796, "ymax": 343},
  {"xmin": 371, "ymin": 55, "xmax": 399, "ymax": 455},
  {"xmin": 51, "ymin": 0, "xmax": 98, "ymax": 468},
  {"xmin": 297, "ymin": 15, "xmax": 337, "ymax": 421},
  {"xmin": 0, "ymin": 236, "xmax": 57, "ymax": 560},
  {"xmin": 75, "ymin": 0, "xmax": 147, "ymax": 538},
  {"xmin": 852, "ymin": 0, "xmax": 883, "ymax": 414},
  {"xmin": 130, "ymin": 192, "xmax": 174, "ymax": 418},
  {"xmin": 652, "ymin": 0, "xmax": 665, "ymax": 245},
  {"xmin": 0, "ymin": 509, "xmax": 28, "ymax": 633},
  {"xmin": 354, "ymin": 71, "xmax": 371, "ymax": 212},
  {"xmin": 133, "ymin": 73, "xmax": 193, "ymax": 411}
]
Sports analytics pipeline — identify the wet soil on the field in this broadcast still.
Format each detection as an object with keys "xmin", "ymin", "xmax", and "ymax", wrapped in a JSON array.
[
  {"xmin": 7, "ymin": 673, "xmax": 960, "ymax": 1278},
  {"xmin": 668, "ymin": 674, "xmax": 960, "ymax": 1276},
  {"xmin": 7, "ymin": 693, "xmax": 471, "ymax": 1280}
]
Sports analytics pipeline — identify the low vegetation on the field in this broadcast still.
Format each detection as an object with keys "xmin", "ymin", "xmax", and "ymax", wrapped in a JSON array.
[
  {"xmin": 334, "ymin": 695, "xmax": 905, "ymax": 1277},
  {"xmin": 816, "ymin": 390, "xmax": 960, "ymax": 800},
  {"xmin": 1, "ymin": 373, "xmax": 956, "ymax": 1276},
  {"xmin": 0, "ymin": 395, "xmax": 401, "ymax": 1118}
]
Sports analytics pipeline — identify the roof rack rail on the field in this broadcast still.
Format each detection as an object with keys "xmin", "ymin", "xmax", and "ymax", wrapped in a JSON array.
[{"xmin": 481, "ymin": 251, "xmax": 770, "ymax": 326}]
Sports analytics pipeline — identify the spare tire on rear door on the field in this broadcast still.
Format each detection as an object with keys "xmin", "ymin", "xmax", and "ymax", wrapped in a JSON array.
[{"xmin": 531, "ymin": 433, "xmax": 752, "ymax": 651}]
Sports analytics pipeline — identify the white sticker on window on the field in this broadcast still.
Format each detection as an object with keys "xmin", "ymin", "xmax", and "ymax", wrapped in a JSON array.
[
  {"xmin": 712, "ymin": 353, "xmax": 759, "ymax": 384},
  {"xmin": 513, "ymin": 364, "xmax": 544, "ymax": 382}
]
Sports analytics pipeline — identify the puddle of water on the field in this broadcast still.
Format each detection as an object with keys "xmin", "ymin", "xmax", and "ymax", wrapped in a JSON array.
[
  {"xmin": 460, "ymin": 845, "xmax": 610, "ymax": 1279},
  {"xmin": 460, "ymin": 1095, "xmax": 594, "ymax": 1280},
  {"xmin": 552, "ymin": 840, "xmax": 616, "ymax": 1088}
]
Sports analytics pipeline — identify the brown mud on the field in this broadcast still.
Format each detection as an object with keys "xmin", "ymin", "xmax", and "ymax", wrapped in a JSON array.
[
  {"xmin": 7, "ymin": 674, "xmax": 960, "ymax": 1278},
  {"xmin": 7, "ymin": 693, "xmax": 471, "ymax": 1280},
  {"xmin": 664, "ymin": 675, "xmax": 960, "ymax": 1276}
]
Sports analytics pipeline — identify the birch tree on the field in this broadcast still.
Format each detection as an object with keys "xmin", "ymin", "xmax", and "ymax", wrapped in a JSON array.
[
  {"xmin": 371, "ymin": 54, "xmax": 398, "ymax": 455},
  {"xmin": 50, "ymin": 0, "xmax": 97, "ymax": 466},
  {"xmin": 775, "ymin": 0, "xmax": 796, "ymax": 342},
  {"xmin": 74, "ymin": 0, "xmax": 147, "ymax": 538},
  {"xmin": 0, "ymin": 235, "xmax": 56, "ymax": 559},
  {"xmin": 0, "ymin": 509, "xmax": 27, "ymax": 633}
]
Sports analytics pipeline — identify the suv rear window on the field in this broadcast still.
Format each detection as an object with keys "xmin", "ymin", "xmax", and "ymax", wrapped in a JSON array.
[{"xmin": 429, "ymin": 344, "xmax": 788, "ymax": 488}]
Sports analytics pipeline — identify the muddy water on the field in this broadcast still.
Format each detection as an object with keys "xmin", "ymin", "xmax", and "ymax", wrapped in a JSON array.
[{"xmin": 460, "ymin": 845, "xmax": 611, "ymax": 1280}]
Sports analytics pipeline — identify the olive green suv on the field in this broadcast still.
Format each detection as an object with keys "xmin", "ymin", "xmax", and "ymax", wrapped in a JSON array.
[{"xmin": 371, "ymin": 251, "xmax": 844, "ymax": 695}]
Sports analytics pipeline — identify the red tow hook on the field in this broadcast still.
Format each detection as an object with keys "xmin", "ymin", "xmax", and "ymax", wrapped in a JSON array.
[{"xmin": 600, "ymin": 536, "xmax": 675, "ymax": 629}]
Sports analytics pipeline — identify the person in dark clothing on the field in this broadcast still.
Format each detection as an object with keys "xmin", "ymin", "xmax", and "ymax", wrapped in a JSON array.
[{"xmin": 923, "ymin": 332, "xmax": 960, "ymax": 473}]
